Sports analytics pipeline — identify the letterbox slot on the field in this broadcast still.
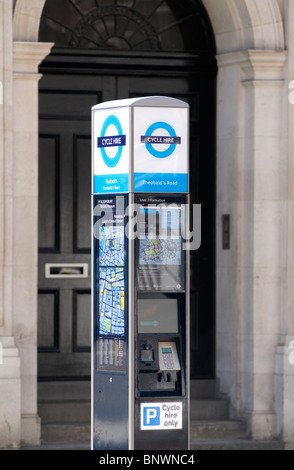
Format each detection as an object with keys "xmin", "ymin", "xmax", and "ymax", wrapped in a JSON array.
[{"xmin": 45, "ymin": 263, "xmax": 88, "ymax": 279}]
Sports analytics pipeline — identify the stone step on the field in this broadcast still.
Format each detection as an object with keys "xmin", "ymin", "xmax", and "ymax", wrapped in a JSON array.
[
  {"xmin": 190, "ymin": 439, "xmax": 284, "ymax": 451},
  {"xmin": 190, "ymin": 420, "xmax": 247, "ymax": 440},
  {"xmin": 38, "ymin": 380, "xmax": 90, "ymax": 402},
  {"xmin": 38, "ymin": 380, "xmax": 91, "ymax": 424},
  {"xmin": 22, "ymin": 441, "xmax": 91, "ymax": 450},
  {"xmin": 39, "ymin": 400, "xmax": 91, "ymax": 424},
  {"xmin": 41, "ymin": 423, "xmax": 91, "ymax": 445},
  {"xmin": 190, "ymin": 398, "xmax": 229, "ymax": 420},
  {"xmin": 190, "ymin": 380, "xmax": 249, "ymax": 444},
  {"xmin": 190, "ymin": 379, "xmax": 219, "ymax": 399}
]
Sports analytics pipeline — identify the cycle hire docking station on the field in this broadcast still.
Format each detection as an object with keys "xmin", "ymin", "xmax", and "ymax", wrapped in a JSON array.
[{"xmin": 91, "ymin": 96, "xmax": 190, "ymax": 450}]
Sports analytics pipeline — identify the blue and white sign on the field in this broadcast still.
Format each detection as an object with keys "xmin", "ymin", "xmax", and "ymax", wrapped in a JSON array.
[
  {"xmin": 93, "ymin": 108, "xmax": 130, "ymax": 194},
  {"xmin": 141, "ymin": 402, "xmax": 182, "ymax": 430},
  {"xmin": 134, "ymin": 107, "xmax": 188, "ymax": 193},
  {"xmin": 142, "ymin": 121, "xmax": 181, "ymax": 159}
]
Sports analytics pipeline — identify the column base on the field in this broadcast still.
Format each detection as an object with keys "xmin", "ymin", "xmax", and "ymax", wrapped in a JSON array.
[
  {"xmin": 21, "ymin": 414, "xmax": 41, "ymax": 447},
  {"xmin": 243, "ymin": 410, "xmax": 276, "ymax": 440},
  {"xmin": 275, "ymin": 339, "xmax": 294, "ymax": 449},
  {"xmin": 0, "ymin": 337, "xmax": 21, "ymax": 449}
]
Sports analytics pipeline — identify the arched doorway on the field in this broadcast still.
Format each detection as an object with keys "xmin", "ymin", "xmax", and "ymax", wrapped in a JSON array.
[
  {"xmin": 37, "ymin": 0, "xmax": 216, "ymax": 397},
  {"xmin": 10, "ymin": 0, "xmax": 288, "ymax": 448}
]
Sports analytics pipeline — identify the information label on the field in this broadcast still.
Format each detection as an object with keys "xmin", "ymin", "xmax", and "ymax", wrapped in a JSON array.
[
  {"xmin": 141, "ymin": 402, "xmax": 183, "ymax": 430},
  {"xmin": 136, "ymin": 195, "xmax": 186, "ymax": 292}
]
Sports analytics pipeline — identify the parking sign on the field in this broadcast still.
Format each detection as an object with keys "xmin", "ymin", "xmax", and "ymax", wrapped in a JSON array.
[
  {"xmin": 141, "ymin": 402, "xmax": 182, "ymax": 430},
  {"xmin": 143, "ymin": 407, "xmax": 160, "ymax": 427}
]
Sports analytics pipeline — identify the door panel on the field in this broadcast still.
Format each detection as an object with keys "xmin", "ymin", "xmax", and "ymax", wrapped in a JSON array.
[
  {"xmin": 38, "ymin": 80, "xmax": 106, "ymax": 378},
  {"xmin": 38, "ymin": 290, "xmax": 59, "ymax": 351},
  {"xmin": 73, "ymin": 290, "xmax": 92, "ymax": 351},
  {"xmin": 74, "ymin": 136, "xmax": 92, "ymax": 252},
  {"xmin": 39, "ymin": 135, "xmax": 59, "ymax": 252}
]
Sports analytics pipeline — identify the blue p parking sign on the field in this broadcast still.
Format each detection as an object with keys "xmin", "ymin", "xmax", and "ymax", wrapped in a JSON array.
[
  {"xmin": 141, "ymin": 402, "xmax": 182, "ymax": 430},
  {"xmin": 143, "ymin": 407, "xmax": 160, "ymax": 427}
]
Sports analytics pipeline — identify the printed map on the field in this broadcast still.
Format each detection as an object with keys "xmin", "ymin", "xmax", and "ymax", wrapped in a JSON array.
[
  {"xmin": 99, "ymin": 267, "xmax": 125, "ymax": 336},
  {"xmin": 139, "ymin": 237, "xmax": 181, "ymax": 265},
  {"xmin": 99, "ymin": 226, "xmax": 124, "ymax": 267},
  {"xmin": 98, "ymin": 226, "xmax": 125, "ymax": 336}
]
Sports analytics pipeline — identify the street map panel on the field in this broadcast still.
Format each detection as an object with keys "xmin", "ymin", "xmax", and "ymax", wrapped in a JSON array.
[
  {"xmin": 99, "ymin": 267, "xmax": 125, "ymax": 336},
  {"xmin": 99, "ymin": 226, "xmax": 124, "ymax": 267}
]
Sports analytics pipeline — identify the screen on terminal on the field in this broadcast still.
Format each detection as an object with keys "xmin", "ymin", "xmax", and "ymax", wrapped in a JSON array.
[{"xmin": 138, "ymin": 298, "xmax": 179, "ymax": 333}]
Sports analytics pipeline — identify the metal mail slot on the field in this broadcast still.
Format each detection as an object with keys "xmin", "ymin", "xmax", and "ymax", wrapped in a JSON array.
[{"xmin": 45, "ymin": 263, "xmax": 88, "ymax": 279}]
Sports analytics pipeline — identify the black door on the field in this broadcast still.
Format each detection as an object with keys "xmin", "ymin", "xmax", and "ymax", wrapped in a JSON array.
[
  {"xmin": 38, "ymin": 50, "xmax": 216, "ymax": 380},
  {"xmin": 38, "ymin": 0, "xmax": 217, "ymax": 381}
]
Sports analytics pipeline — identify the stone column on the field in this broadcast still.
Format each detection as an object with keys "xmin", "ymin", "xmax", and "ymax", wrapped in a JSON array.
[
  {"xmin": 12, "ymin": 41, "xmax": 53, "ymax": 447},
  {"xmin": 215, "ymin": 51, "xmax": 243, "ymax": 414},
  {"xmin": 239, "ymin": 50, "xmax": 287, "ymax": 440},
  {"xmin": 216, "ymin": 49, "xmax": 287, "ymax": 441},
  {"xmin": 274, "ymin": 0, "xmax": 294, "ymax": 450},
  {"xmin": 0, "ymin": 0, "xmax": 21, "ymax": 450}
]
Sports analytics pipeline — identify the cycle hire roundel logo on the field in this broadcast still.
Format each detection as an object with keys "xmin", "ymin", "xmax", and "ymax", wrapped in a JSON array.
[
  {"xmin": 94, "ymin": 109, "xmax": 129, "ymax": 194},
  {"xmin": 141, "ymin": 121, "xmax": 181, "ymax": 159},
  {"xmin": 97, "ymin": 115, "xmax": 126, "ymax": 168}
]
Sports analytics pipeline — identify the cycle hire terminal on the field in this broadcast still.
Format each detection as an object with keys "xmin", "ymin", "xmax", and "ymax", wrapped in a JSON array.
[{"xmin": 91, "ymin": 96, "xmax": 190, "ymax": 450}]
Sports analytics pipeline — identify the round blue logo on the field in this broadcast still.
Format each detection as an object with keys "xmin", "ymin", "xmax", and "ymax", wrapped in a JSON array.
[
  {"xmin": 99, "ymin": 115, "xmax": 125, "ymax": 168},
  {"xmin": 144, "ymin": 121, "xmax": 178, "ymax": 159}
]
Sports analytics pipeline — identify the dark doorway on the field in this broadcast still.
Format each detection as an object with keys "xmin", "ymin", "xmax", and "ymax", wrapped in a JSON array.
[{"xmin": 38, "ymin": 0, "xmax": 217, "ymax": 383}]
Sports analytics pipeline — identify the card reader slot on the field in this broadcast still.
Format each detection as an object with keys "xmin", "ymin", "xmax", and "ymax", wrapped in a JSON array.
[
  {"xmin": 137, "ymin": 335, "xmax": 183, "ymax": 396},
  {"xmin": 138, "ymin": 372, "xmax": 180, "ymax": 396}
]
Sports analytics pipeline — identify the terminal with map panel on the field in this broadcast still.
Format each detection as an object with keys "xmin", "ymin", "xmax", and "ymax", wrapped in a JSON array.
[{"xmin": 92, "ymin": 96, "xmax": 190, "ymax": 450}]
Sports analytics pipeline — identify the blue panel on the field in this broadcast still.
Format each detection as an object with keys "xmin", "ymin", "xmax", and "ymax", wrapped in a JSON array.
[
  {"xmin": 94, "ymin": 174, "xmax": 129, "ymax": 194},
  {"xmin": 134, "ymin": 173, "xmax": 188, "ymax": 193}
]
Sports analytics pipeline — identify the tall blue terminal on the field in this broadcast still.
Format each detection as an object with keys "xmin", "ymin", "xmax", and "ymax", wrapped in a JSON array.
[{"xmin": 91, "ymin": 96, "xmax": 190, "ymax": 450}]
